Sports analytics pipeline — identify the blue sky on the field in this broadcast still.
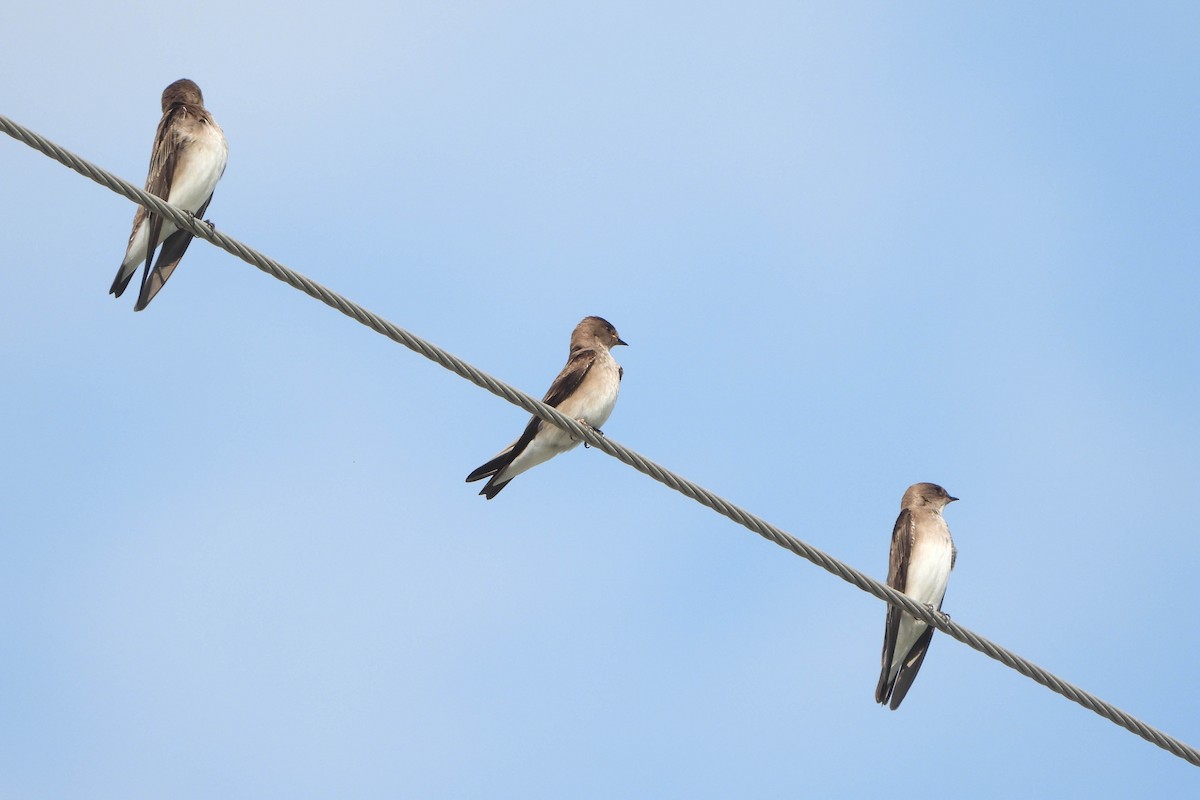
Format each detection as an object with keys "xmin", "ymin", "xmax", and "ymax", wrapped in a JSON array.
[{"xmin": 2, "ymin": 2, "xmax": 1198, "ymax": 797}]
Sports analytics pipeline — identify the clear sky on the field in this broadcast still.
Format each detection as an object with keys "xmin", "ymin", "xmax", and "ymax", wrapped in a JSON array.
[{"xmin": 2, "ymin": 2, "xmax": 1198, "ymax": 797}]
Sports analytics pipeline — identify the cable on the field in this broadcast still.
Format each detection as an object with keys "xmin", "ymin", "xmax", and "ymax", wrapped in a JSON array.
[{"xmin": 3, "ymin": 112, "xmax": 1198, "ymax": 767}]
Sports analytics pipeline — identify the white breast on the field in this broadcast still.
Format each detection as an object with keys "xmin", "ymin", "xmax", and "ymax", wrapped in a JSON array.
[
  {"xmin": 904, "ymin": 517, "xmax": 954, "ymax": 607},
  {"xmin": 557, "ymin": 352, "xmax": 622, "ymax": 430},
  {"xmin": 167, "ymin": 119, "xmax": 228, "ymax": 214}
]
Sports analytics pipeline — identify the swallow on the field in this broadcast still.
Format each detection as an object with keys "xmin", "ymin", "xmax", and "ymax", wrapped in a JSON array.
[
  {"xmin": 876, "ymin": 482, "xmax": 958, "ymax": 710},
  {"xmin": 110, "ymin": 78, "xmax": 228, "ymax": 310},
  {"xmin": 467, "ymin": 316, "xmax": 627, "ymax": 499}
]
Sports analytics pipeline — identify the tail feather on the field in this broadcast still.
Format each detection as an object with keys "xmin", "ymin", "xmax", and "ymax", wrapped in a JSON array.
[
  {"xmin": 479, "ymin": 478, "xmax": 512, "ymax": 499},
  {"xmin": 110, "ymin": 260, "xmax": 138, "ymax": 297},
  {"xmin": 112, "ymin": 208, "xmax": 148, "ymax": 298},
  {"xmin": 135, "ymin": 229, "xmax": 195, "ymax": 311},
  {"xmin": 466, "ymin": 448, "xmax": 516, "ymax": 499},
  {"xmin": 134, "ymin": 196, "xmax": 214, "ymax": 311},
  {"xmin": 877, "ymin": 626, "xmax": 935, "ymax": 710}
]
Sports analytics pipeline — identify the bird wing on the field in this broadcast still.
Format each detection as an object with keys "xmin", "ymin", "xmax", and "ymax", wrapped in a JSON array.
[
  {"xmin": 141, "ymin": 106, "xmax": 189, "ymax": 268},
  {"xmin": 876, "ymin": 509, "xmax": 914, "ymax": 704},
  {"xmin": 541, "ymin": 348, "xmax": 597, "ymax": 407}
]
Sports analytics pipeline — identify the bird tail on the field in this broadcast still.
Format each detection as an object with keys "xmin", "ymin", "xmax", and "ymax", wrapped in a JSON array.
[
  {"xmin": 110, "ymin": 259, "xmax": 139, "ymax": 298},
  {"xmin": 134, "ymin": 195, "xmax": 212, "ymax": 311},
  {"xmin": 877, "ymin": 626, "xmax": 935, "ymax": 710},
  {"xmin": 135, "ymin": 230, "xmax": 195, "ymax": 310},
  {"xmin": 466, "ymin": 448, "xmax": 516, "ymax": 500}
]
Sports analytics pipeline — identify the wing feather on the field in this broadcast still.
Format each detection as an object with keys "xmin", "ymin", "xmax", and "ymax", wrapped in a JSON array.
[
  {"xmin": 875, "ymin": 509, "xmax": 914, "ymax": 705},
  {"xmin": 465, "ymin": 349, "xmax": 597, "ymax": 497}
]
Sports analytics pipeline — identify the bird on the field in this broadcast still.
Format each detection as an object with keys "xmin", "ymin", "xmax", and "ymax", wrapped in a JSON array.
[
  {"xmin": 875, "ymin": 482, "xmax": 958, "ymax": 710},
  {"xmin": 466, "ymin": 316, "xmax": 627, "ymax": 499},
  {"xmin": 110, "ymin": 78, "xmax": 228, "ymax": 311}
]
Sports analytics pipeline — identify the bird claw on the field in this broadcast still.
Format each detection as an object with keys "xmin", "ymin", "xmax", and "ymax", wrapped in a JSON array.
[
  {"xmin": 580, "ymin": 420, "xmax": 604, "ymax": 448},
  {"xmin": 924, "ymin": 603, "xmax": 951, "ymax": 623},
  {"xmin": 184, "ymin": 212, "xmax": 216, "ymax": 233}
]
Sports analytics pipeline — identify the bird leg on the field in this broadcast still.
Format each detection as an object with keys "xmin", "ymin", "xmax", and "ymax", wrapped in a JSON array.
[
  {"xmin": 924, "ymin": 603, "xmax": 951, "ymax": 624},
  {"xmin": 579, "ymin": 420, "xmax": 604, "ymax": 447}
]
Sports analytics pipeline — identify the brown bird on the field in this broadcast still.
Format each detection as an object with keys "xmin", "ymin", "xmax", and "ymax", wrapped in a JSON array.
[
  {"xmin": 467, "ymin": 316, "xmax": 627, "ymax": 499},
  {"xmin": 876, "ymin": 482, "xmax": 958, "ymax": 710},
  {"xmin": 110, "ymin": 78, "xmax": 228, "ymax": 310}
]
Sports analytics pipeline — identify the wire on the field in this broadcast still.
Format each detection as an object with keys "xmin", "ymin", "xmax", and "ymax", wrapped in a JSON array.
[{"xmin": 3, "ymin": 111, "xmax": 1198, "ymax": 768}]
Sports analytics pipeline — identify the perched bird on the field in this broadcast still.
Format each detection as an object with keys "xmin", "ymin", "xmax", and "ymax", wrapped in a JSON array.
[
  {"xmin": 110, "ymin": 78, "xmax": 228, "ymax": 310},
  {"xmin": 875, "ymin": 482, "xmax": 958, "ymax": 710},
  {"xmin": 467, "ymin": 316, "xmax": 627, "ymax": 499}
]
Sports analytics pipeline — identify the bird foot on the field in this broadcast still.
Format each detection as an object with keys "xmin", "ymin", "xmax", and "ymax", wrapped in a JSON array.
[
  {"xmin": 924, "ymin": 603, "xmax": 951, "ymax": 623},
  {"xmin": 580, "ymin": 420, "xmax": 604, "ymax": 447}
]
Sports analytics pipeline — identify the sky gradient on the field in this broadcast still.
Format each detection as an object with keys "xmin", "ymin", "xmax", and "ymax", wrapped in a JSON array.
[{"xmin": 2, "ymin": 2, "xmax": 1198, "ymax": 797}]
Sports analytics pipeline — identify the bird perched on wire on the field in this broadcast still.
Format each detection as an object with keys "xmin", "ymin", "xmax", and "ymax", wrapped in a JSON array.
[
  {"xmin": 110, "ymin": 78, "xmax": 228, "ymax": 311},
  {"xmin": 876, "ymin": 482, "xmax": 958, "ymax": 710},
  {"xmin": 467, "ymin": 316, "xmax": 627, "ymax": 499}
]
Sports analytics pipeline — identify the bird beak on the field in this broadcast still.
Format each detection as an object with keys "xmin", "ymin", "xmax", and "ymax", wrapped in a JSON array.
[
  {"xmin": 616, "ymin": 337, "xmax": 629, "ymax": 347},
  {"xmin": 948, "ymin": 496, "xmax": 960, "ymax": 503}
]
